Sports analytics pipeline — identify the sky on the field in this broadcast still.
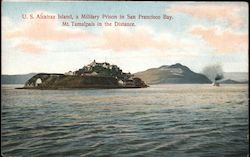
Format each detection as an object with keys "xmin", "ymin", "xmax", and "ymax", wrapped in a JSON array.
[{"xmin": 1, "ymin": 1, "xmax": 249, "ymax": 74}]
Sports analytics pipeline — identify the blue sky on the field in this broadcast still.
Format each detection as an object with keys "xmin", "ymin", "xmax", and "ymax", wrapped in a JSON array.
[{"xmin": 2, "ymin": 1, "xmax": 248, "ymax": 74}]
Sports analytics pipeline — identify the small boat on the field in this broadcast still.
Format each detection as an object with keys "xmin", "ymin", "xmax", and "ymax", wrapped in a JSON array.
[{"xmin": 213, "ymin": 82, "xmax": 220, "ymax": 86}]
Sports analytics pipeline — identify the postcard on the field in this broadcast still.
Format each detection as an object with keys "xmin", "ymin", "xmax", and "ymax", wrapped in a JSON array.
[{"xmin": 1, "ymin": 1, "xmax": 249, "ymax": 157}]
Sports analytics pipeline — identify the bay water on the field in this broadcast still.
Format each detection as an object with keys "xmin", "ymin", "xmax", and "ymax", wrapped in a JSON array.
[{"xmin": 1, "ymin": 84, "xmax": 249, "ymax": 157}]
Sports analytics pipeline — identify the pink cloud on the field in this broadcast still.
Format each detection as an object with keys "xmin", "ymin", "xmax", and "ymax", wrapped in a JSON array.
[
  {"xmin": 5, "ymin": 12, "xmax": 94, "ymax": 41},
  {"xmin": 191, "ymin": 26, "xmax": 248, "ymax": 53},
  {"xmin": 168, "ymin": 3, "xmax": 247, "ymax": 27},
  {"xmin": 15, "ymin": 42, "xmax": 46, "ymax": 54},
  {"xmin": 91, "ymin": 27, "xmax": 188, "ymax": 52}
]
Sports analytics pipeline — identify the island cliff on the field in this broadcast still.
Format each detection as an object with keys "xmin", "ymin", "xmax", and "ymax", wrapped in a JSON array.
[{"xmin": 20, "ymin": 60, "xmax": 148, "ymax": 89}]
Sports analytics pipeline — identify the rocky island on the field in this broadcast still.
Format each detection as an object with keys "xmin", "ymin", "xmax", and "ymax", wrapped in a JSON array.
[{"xmin": 19, "ymin": 60, "xmax": 148, "ymax": 89}]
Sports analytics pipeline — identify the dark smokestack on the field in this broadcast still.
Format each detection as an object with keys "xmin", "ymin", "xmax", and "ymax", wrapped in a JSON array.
[{"xmin": 215, "ymin": 74, "xmax": 224, "ymax": 81}]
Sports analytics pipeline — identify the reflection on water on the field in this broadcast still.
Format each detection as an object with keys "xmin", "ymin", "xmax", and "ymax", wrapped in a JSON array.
[{"xmin": 1, "ymin": 84, "xmax": 249, "ymax": 157}]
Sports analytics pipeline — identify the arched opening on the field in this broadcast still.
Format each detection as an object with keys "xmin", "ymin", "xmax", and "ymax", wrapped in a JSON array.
[{"xmin": 35, "ymin": 78, "xmax": 42, "ymax": 86}]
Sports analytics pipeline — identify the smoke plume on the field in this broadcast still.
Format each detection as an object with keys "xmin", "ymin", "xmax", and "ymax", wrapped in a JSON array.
[{"xmin": 202, "ymin": 64, "xmax": 224, "ymax": 82}]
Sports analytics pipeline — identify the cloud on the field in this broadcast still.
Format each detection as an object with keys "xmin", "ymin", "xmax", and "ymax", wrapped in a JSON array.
[
  {"xmin": 191, "ymin": 26, "xmax": 248, "ymax": 53},
  {"xmin": 15, "ymin": 42, "xmax": 46, "ymax": 54},
  {"xmin": 2, "ymin": 16, "xmax": 16, "ymax": 32},
  {"xmin": 168, "ymin": 3, "xmax": 248, "ymax": 28},
  {"xmin": 3, "ymin": 11, "xmax": 96, "ymax": 55},
  {"xmin": 5, "ymin": 11, "xmax": 94, "ymax": 41},
  {"xmin": 91, "ymin": 26, "xmax": 192, "ymax": 52}
]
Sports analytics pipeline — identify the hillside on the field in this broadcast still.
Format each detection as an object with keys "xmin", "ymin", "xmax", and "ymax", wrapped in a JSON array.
[{"xmin": 134, "ymin": 63, "xmax": 212, "ymax": 84}]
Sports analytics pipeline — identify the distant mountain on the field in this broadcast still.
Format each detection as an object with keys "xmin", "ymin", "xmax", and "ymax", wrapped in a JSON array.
[
  {"xmin": 134, "ymin": 63, "xmax": 212, "ymax": 84},
  {"xmin": 219, "ymin": 79, "xmax": 248, "ymax": 84},
  {"xmin": 223, "ymin": 72, "xmax": 248, "ymax": 82},
  {"xmin": 1, "ymin": 73, "xmax": 37, "ymax": 84}
]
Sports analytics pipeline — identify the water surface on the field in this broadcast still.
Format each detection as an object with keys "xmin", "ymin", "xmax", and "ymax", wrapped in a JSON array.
[{"xmin": 1, "ymin": 84, "xmax": 249, "ymax": 157}]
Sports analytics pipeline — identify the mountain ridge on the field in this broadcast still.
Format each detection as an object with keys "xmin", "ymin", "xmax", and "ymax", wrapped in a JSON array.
[{"xmin": 134, "ymin": 63, "xmax": 212, "ymax": 84}]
